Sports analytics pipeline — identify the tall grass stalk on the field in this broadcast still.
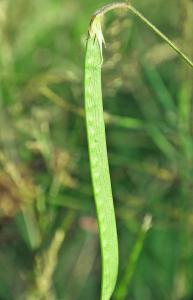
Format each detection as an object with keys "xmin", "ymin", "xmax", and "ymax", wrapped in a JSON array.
[{"xmin": 84, "ymin": 2, "xmax": 193, "ymax": 300}]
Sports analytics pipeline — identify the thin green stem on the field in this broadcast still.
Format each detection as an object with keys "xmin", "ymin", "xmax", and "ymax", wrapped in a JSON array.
[
  {"xmin": 129, "ymin": 5, "xmax": 193, "ymax": 68},
  {"xmin": 114, "ymin": 215, "xmax": 152, "ymax": 300}
]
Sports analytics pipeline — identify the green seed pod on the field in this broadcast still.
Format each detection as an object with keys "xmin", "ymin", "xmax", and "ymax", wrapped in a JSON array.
[
  {"xmin": 84, "ymin": 18, "xmax": 118, "ymax": 300},
  {"xmin": 84, "ymin": 3, "xmax": 193, "ymax": 300}
]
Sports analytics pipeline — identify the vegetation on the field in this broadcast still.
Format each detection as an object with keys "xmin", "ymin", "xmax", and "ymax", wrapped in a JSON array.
[{"xmin": 0, "ymin": 0, "xmax": 193, "ymax": 300}]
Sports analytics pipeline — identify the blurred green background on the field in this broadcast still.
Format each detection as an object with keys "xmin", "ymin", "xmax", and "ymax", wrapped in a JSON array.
[{"xmin": 0, "ymin": 0, "xmax": 193, "ymax": 299}]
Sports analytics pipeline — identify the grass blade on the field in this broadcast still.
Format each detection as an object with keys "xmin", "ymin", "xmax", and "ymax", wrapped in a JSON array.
[
  {"xmin": 84, "ymin": 27, "xmax": 118, "ymax": 300},
  {"xmin": 85, "ymin": 3, "xmax": 193, "ymax": 300},
  {"xmin": 113, "ymin": 215, "xmax": 152, "ymax": 300}
]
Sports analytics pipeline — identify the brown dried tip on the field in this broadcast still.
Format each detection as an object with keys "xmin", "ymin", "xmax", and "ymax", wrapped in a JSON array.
[{"xmin": 89, "ymin": 2, "xmax": 130, "ymax": 30}]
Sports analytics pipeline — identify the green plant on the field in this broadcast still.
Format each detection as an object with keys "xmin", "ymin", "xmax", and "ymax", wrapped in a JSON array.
[
  {"xmin": 84, "ymin": 17, "xmax": 118, "ymax": 300},
  {"xmin": 84, "ymin": 2, "xmax": 193, "ymax": 300}
]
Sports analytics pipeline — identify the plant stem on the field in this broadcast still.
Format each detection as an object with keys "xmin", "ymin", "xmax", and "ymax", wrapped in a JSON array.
[{"xmin": 129, "ymin": 5, "xmax": 193, "ymax": 68}]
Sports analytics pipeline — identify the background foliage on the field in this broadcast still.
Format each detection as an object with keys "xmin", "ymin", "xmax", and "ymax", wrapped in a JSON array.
[{"xmin": 0, "ymin": 0, "xmax": 193, "ymax": 299}]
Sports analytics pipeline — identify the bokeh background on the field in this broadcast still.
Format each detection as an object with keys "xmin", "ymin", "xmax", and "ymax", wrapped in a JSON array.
[{"xmin": 0, "ymin": 0, "xmax": 193, "ymax": 299}]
